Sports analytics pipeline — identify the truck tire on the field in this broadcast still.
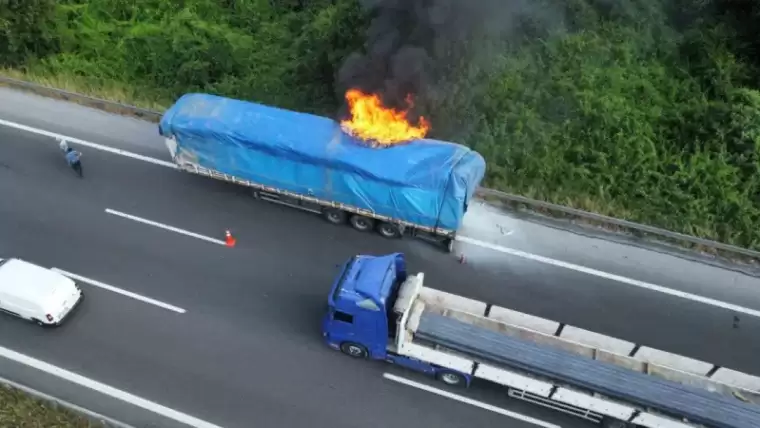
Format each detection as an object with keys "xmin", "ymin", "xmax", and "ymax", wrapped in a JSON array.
[
  {"xmin": 436, "ymin": 370, "xmax": 466, "ymax": 387},
  {"xmin": 340, "ymin": 342, "xmax": 368, "ymax": 358},
  {"xmin": 376, "ymin": 222, "xmax": 401, "ymax": 239},
  {"xmin": 323, "ymin": 209, "xmax": 347, "ymax": 225},
  {"xmin": 349, "ymin": 214, "xmax": 374, "ymax": 232},
  {"xmin": 443, "ymin": 238, "xmax": 454, "ymax": 253}
]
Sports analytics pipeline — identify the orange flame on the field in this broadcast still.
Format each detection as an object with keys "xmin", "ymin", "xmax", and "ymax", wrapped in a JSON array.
[{"xmin": 340, "ymin": 89, "xmax": 430, "ymax": 146}]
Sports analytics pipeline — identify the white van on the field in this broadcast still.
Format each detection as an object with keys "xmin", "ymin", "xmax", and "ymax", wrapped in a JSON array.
[{"xmin": 0, "ymin": 258, "xmax": 84, "ymax": 327}]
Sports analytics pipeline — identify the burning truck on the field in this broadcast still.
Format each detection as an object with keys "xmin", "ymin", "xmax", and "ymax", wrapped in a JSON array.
[{"xmin": 158, "ymin": 90, "xmax": 485, "ymax": 251}]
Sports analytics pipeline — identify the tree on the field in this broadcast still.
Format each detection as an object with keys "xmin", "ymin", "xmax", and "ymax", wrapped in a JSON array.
[{"xmin": 0, "ymin": 0, "xmax": 58, "ymax": 66}]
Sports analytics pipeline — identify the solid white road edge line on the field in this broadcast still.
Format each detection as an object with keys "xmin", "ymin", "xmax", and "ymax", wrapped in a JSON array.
[
  {"xmin": 51, "ymin": 268, "xmax": 186, "ymax": 314},
  {"xmin": 105, "ymin": 208, "xmax": 227, "ymax": 246},
  {"xmin": 0, "ymin": 345, "xmax": 224, "ymax": 428},
  {"xmin": 456, "ymin": 235, "xmax": 760, "ymax": 318},
  {"xmin": 383, "ymin": 373, "xmax": 561, "ymax": 428},
  {"xmin": 2, "ymin": 117, "xmax": 758, "ymax": 317},
  {"xmin": 0, "ymin": 374, "xmax": 135, "ymax": 428},
  {"xmin": 0, "ymin": 118, "xmax": 176, "ymax": 169}
]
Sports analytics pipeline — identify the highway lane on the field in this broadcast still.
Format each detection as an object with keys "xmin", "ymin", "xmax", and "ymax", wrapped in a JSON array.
[
  {"xmin": 5, "ymin": 86, "xmax": 760, "ymax": 322},
  {"xmin": 5, "ymin": 87, "xmax": 760, "ymax": 294},
  {"xmin": 2, "ymin": 88, "xmax": 760, "ymax": 421},
  {"xmin": 2, "ymin": 115, "xmax": 760, "ymax": 374},
  {"xmin": 0, "ymin": 125, "xmax": 584, "ymax": 428}
]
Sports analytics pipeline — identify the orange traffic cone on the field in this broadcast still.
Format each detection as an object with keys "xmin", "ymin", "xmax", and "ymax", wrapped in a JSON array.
[
  {"xmin": 225, "ymin": 230, "xmax": 236, "ymax": 248},
  {"xmin": 458, "ymin": 254, "xmax": 466, "ymax": 264}
]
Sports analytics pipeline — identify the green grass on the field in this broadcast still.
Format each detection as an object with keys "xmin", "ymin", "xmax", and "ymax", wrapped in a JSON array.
[
  {"xmin": 0, "ymin": 68, "xmax": 171, "ymax": 112},
  {"xmin": 0, "ymin": 383, "xmax": 104, "ymax": 428}
]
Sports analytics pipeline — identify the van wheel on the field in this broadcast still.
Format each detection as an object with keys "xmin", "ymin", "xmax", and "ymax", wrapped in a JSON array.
[
  {"xmin": 323, "ymin": 209, "xmax": 347, "ymax": 225},
  {"xmin": 340, "ymin": 342, "xmax": 368, "ymax": 358},
  {"xmin": 349, "ymin": 215, "xmax": 374, "ymax": 232},
  {"xmin": 31, "ymin": 318, "xmax": 44, "ymax": 327}
]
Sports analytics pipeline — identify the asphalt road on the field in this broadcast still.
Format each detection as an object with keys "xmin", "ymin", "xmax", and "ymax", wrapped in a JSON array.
[
  {"xmin": 0, "ymin": 112, "xmax": 584, "ymax": 427},
  {"xmin": 1, "ymin": 87, "xmax": 760, "ymax": 427}
]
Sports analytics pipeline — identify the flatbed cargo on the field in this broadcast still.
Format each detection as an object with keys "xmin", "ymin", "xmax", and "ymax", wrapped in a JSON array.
[
  {"xmin": 322, "ymin": 253, "xmax": 760, "ymax": 428},
  {"xmin": 417, "ymin": 311, "xmax": 760, "ymax": 428},
  {"xmin": 159, "ymin": 93, "xmax": 485, "ymax": 249}
]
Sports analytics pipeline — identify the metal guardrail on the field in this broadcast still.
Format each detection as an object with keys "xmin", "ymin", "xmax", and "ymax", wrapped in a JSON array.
[
  {"xmin": 475, "ymin": 188, "xmax": 760, "ymax": 261},
  {"xmin": 3, "ymin": 74, "xmax": 759, "ymax": 264},
  {"xmin": 0, "ymin": 76, "xmax": 163, "ymax": 120}
]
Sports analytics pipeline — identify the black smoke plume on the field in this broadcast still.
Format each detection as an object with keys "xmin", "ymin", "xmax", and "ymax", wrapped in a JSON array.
[{"xmin": 336, "ymin": 0, "xmax": 565, "ymax": 137}]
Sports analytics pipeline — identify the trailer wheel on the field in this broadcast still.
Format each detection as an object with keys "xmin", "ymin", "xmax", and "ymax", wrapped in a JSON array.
[
  {"xmin": 349, "ymin": 215, "xmax": 374, "ymax": 232},
  {"xmin": 443, "ymin": 238, "xmax": 454, "ymax": 253},
  {"xmin": 376, "ymin": 222, "xmax": 401, "ymax": 239},
  {"xmin": 323, "ymin": 209, "xmax": 347, "ymax": 225},
  {"xmin": 436, "ymin": 370, "xmax": 466, "ymax": 387},
  {"xmin": 340, "ymin": 342, "xmax": 368, "ymax": 358}
]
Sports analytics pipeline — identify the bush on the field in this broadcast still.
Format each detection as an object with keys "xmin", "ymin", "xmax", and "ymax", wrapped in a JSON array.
[
  {"xmin": 3, "ymin": 0, "xmax": 760, "ymax": 248},
  {"xmin": 0, "ymin": 0, "xmax": 58, "ymax": 66}
]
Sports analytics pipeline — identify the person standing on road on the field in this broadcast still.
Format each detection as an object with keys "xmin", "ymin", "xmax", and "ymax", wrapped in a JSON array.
[{"xmin": 65, "ymin": 147, "xmax": 83, "ymax": 177}]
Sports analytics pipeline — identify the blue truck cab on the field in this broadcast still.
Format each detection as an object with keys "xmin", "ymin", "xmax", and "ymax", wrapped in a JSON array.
[
  {"xmin": 322, "ymin": 253, "xmax": 407, "ymax": 359},
  {"xmin": 322, "ymin": 253, "xmax": 473, "ymax": 387}
]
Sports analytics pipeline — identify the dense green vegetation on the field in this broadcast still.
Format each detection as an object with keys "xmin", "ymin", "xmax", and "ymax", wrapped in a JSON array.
[
  {"xmin": 0, "ymin": 383, "xmax": 104, "ymax": 427},
  {"xmin": 3, "ymin": 0, "xmax": 760, "ymax": 248}
]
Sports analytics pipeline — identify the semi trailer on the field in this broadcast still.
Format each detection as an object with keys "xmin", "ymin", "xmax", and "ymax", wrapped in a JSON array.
[
  {"xmin": 322, "ymin": 252, "xmax": 760, "ymax": 428},
  {"xmin": 158, "ymin": 93, "xmax": 485, "ymax": 251}
]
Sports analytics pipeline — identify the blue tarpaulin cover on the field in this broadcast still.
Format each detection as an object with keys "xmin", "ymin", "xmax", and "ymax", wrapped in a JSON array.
[{"xmin": 159, "ymin": 93, "xmax": 485, "ymax": 232}]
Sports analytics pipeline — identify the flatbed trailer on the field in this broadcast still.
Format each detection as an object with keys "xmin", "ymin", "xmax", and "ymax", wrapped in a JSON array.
[{"xmin": 322, "ymin": 253, "xmax": 760, "ymax": 428}]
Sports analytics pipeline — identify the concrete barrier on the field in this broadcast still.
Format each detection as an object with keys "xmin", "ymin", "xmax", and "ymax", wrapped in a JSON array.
[
  {"xmin": 635, "ymin": 347, "xmax": 713, "ymax": 375},
  {"xmin": 648, "ymin": 364, "xmax": 726, "ymax": 394},
  {"xmin": 487, "ymin": 305, "xmax": 559, "ymax": 335},
  {"xmin": 595, "ymin": 350, "xmax": 646, "ymax": 372},
  {"xmin": 711, "ymin": 368, "xmax": 760, "ymax": 396},
  {"xmin": 560, "ymin": 326, "xmax": 636, "ymax": 356},
  {"xmin": 419, "ymin": 288, "xmax": 487, "ymax": 316}
]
